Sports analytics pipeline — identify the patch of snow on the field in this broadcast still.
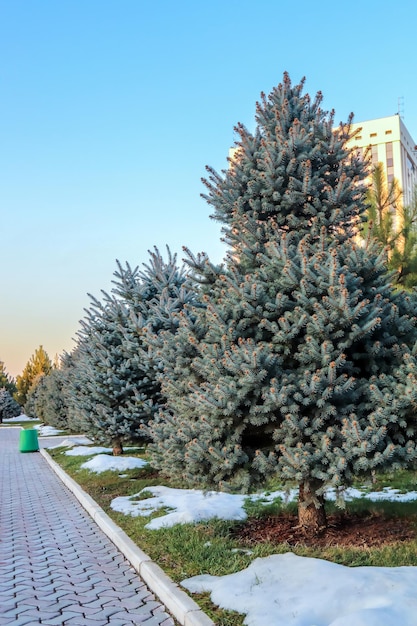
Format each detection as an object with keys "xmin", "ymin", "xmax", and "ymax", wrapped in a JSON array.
[
  {"xmin": 46, "ymin": 437, "xmax": 93, "ymax": 449},
  {"xmin": 256, "ymin": 488, "xmax": 298, "ymax": 504},
  {"xmin": 65, "ymin": 446, "xmax": 114, "ymax": 456},
  {"xmin": 360, "ymin": 487, "xmax": 417, "ymax": 503},
  {"xmin": 110, "ymin": 486, "xmax": 248, "ymax": 529},
  {"xmin": 80, "ymin": 454, "xmax": 148, "ymax": 473},
  {"xmin": 182, "ymin": 552, "xmax": 417, "ymax": 626},
  {"xmin": 254, "ymin": 486, "xmax": 417, "ymax": 505},
  {"xmin": 35, "ymin": 424, "xmax": 64, "ymax": 436},
  {"xmin": 318, "ymin": 486, "xmax": 417, "ymax": 504},
  {"xmin": 64, "ymin": 444, "xmax": 143, "ymax": 456},
  {"xmin": 3, "ymin": 414, "xmax": 36, "ymax": 422}
]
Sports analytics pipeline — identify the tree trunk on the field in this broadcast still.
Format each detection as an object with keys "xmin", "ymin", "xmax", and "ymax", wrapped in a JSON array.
[
  {"xmin": 112, "ymin": 439, "xmax": 123, "ymax": 455},
  {"xmin": 298, "ymin": 480, "xmax": 327, "ymax": 535}
]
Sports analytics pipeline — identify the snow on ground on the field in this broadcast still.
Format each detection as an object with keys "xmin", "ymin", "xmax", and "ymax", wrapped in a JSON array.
[
  {"xmin": 182, "ymin": 552, "xmax": 417, "ymax": 626},
  {"xmin": 47, "ymin": 437, "xmax": 93, "ymax": 448},
  {"xmin": 111, "ymin": 486, "xmax": 248, "ymax": 529},
  {"xmin": 65, "ymin": 445, "xmax": 114, "ymax": 456},
  {"xmin": 64, "ymin": 444, "xmax": 143, "ymax": 456},
  {"xmin": 34, "ymin": 424, "xmax": 65, "ymax": 436},
  {"xmin": 80, "ymin": 454, "xmax": 148, "ymax": 473},
  {"xmin": 324, "ymin": 486, "xmax": 417, "ymax": 504},
  {"xmin": 110, "ymin": 485, "xmax": 417, "ymax": 530},
  {"xmin": 3, "ymin": 413, "xmax": 36, "ymax": 422},
  {"xmin": 2, "ymin": 417, "xmax": 65, "ymax": 436},
  {"xmin": 369, "ymin": 488, "xmax": 417, "ymax": 502},
  {"xmin": 58, "ymin": 442, "xmax": 149, "ymax": 473}
]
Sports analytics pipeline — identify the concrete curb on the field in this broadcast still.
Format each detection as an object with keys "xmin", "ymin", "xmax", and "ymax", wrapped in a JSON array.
[{"xmin": 40, "ymin": 448, "xmax": 215, "ymax": 626}]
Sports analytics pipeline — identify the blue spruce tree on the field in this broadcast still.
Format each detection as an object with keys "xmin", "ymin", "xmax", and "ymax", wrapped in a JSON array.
[
  {"xmin": 33, "ymin": 366, "xmax": 70, "ymax": 429},
  {"xmin": 146, "ymin": 250, "xmax": 222, "ymax": 477},
  {"xmin": 0, "ymin": 388, "xmax": 21, "ymax": 422},
  {"xmin": 68, "ymin": 247, "xmax": 192, "ymax": 454},
  {"xmin": 62, "ymin": 348, "xmax": 95, "ymax": 435},
  {"xmin": 150, "ymin": 73, "xmax": 417, "ymax": 532}
]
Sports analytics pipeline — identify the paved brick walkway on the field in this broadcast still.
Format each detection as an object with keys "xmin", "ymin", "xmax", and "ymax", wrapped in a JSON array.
[{"xmin": 0, "ymin": 428, "xmax": 175, "ymax": 626}]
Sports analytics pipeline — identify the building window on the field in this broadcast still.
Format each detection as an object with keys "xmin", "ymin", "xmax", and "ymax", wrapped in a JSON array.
[
  {"xmin": 370, "ymin": 132, "xmax": 377, "ymax": 138},
  {"xmin": 371, "ymin": 144, "xmax": 378, "ymax": 164},
  {"xmin": 386, "ymin": 142, "xmax": 394, "ymax": 169},
  {"xmin": 385, "ymin": 130, "xmax": 392, "ymax": 135}
]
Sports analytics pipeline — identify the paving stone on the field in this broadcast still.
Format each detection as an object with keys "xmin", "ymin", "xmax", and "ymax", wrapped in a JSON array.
[
  {"xmin": 82, "ymin": 598, "xmax": 111, "ymax": 609},
  {"xmin": 33, "ymin": 582, "xmax": 58, "ymax": 593},
  {"xmin": 48, "ymin": 589, "xmax": 80, "ymax": 602},
  {"xmin": 95, "ymin": 620, "xmax": 131, "ymax": 626},
  {"xmin": 106, "ymin": 596, "xmax": 147, "ymax": 610},
  {"xmin": 90, "ymin": 605, "xmax": 123, "ymax": 620},
  {"xmin": 62, "ymin": 617, "xmax": 108, "ymax": 626},
  {"xmin": 90, "ymin": 584, "xmax": 118, "ymax": 597},
  {"xmin": 56, "ymin": 592, "xmax": 97, "ymax": 604},
  {"xmin": 41, "ymin": 612, "xmax": 85, "ymax": 625},
  {"xmin": 0, "ymin": 607, "xmax": 21, "ymax": 619},
  {"xmin": 110, "ymin": 602, "xmax": 163, "ymax": 621},
  {"xmin": 12, "ymin": 617, "xmax": 40, "ymax": 626},
  {"xmin": 18, "ymin": 608, "xmax": 60, "ymax": 620},
  {"xmin": 77, "ymin": 605, "xmax": 104, "ymax": 617},
  {"xmin": 65, "ymin": 617, "xmax": 103, "ymax": 626},
  {"xmin": 11, "ymin": 583, "xmax": 37, "ymax": 594},
  {"xmin": 142, "ymin": 615, "xmax": 176, "ymax": 626},
  {"xmin": 22, "ymin": 597, "xmax": 59, "ymax": 609},
  {"xmin": 0, "ymin": 600, "xmax": 17, "ymax": 612}
]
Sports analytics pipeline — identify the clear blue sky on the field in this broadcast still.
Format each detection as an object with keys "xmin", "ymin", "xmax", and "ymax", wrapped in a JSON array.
[{"xmin": 1, "ymin": 0, "xmax": 416, "ymax": 378}]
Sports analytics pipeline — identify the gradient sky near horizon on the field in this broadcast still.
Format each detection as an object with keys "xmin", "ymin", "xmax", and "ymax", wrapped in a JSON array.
[{"xmin": 1, "ymin": 0, "xmax": 417, "ymax": 379}]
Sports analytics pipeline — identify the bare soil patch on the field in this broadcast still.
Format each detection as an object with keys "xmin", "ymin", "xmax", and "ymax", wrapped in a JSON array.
[{"xmin": 232, "ymin": 512, "xmax": 417, "ymax": 548}]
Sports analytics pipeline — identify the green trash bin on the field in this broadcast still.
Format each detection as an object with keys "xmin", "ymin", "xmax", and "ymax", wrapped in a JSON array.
[{"xmin": 19, "ymin": 429, "xmax": 39, "ymax": 452}]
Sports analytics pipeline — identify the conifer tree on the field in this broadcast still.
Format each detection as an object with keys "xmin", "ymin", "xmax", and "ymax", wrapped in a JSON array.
[
  {"xmin": 26, "ymin": 367, "xmax": 68, "ymax": 427},
  {"xmin": 71, "ymin": 293, "xmax": 136, "ymax": 453},
  {"xmin": 391, "ymin": 197, "xmax": 417, "ymax": 288},
  {"xmin": 150, "ymin": 74, "xmax": 417, "ymax": 533},
  {"xmin": 14, "ymin": 346, "xmax": 52, "ymax": 406},
  {"xmin": 147, "ymin": 251, "xmax": 225, "ymax": 478},
  {"xmin": 203, "ymin": 73, "xmax": 366, "ymax": 262},
  {"xmin": 60, "ymin": 349, "xmax": 91, "ymax": 434},
  {"xmin": 363, "ymin": 164, "xmax": 417, "ymax": 288},
  {"xmin": 0, "ymin": 388, "xmax": 21, "ymax": 422},
  {"xmin": 68, "ymin": 247, "xmax": 192, "ymax": 453},
  {"xmin": 0, "ymin": 361, "xmax": 16, "ymax": 394},
  {"xmin": 24, "ymin": 375, "xmax": 44, "ymax": 419}
]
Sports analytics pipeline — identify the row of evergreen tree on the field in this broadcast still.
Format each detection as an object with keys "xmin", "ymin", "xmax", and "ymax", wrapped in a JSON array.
[
  {"xmin": 11, "ymin": 74, "xmax": 417, "ymax": 532},
  {"xmin": 0, "ymin": 347, "xmax": 53, "ymax": 422}
]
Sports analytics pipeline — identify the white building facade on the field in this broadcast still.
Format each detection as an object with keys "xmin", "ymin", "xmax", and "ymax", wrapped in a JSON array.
[{"xmin": 348, "ymin": 114, "xmax": 417, "ymax": 209}]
